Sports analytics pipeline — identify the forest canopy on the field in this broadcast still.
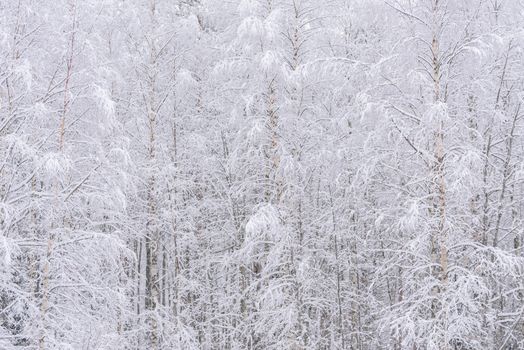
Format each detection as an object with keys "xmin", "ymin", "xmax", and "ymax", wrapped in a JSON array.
[{"xmin": 0, "ymin": 0, "xmax": 524, "ymax": 349}]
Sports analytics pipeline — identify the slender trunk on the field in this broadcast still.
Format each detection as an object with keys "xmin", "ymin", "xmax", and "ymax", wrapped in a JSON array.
[
  {"xmin": 430, "ymin": 3, "xmax": 449, "ymax": 348},
  {"xmin": 39, "ymin": 4, "xmax": 77, "ymax": 349},
  {"xmin": 264, "ymin": 78, "xmax": 280, "ymax": 203},
  {"xmin": 328, "ymin": 186, "xmax": 346, "ymax": 349},
  {"xmin": 145, "ymin": 82, "xmax": 159, "ymax": 350},
  {"xmin": 144, "ymin": 1, "xmax": 160, "ymax": 347}
]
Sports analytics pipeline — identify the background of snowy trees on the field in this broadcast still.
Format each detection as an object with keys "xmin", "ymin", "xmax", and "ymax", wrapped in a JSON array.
[{"xmin": 1, "ymin": 0, "xmax": 524, "ymax": 349}]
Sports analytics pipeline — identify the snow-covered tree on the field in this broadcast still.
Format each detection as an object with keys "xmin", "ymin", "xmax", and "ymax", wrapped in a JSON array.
[{"xmin": 1, "ymin": 0, "xmax": 524, "ymax": 349}]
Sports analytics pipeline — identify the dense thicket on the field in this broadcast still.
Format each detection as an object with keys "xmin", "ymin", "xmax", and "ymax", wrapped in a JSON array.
[{"xmin": 1, "ymin": 0, "xmax": 523, "ymax": 349}]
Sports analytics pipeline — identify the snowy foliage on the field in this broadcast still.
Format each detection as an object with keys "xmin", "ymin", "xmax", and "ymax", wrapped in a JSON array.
[{"xmin": 1, "ymin": 0, "xmax": 524, "ymax": 349}]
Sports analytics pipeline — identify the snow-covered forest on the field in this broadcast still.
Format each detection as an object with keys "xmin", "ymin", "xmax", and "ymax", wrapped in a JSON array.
[{"xmin": 1, "ymin": 0, "xmax": 524, "ymax": 349}]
